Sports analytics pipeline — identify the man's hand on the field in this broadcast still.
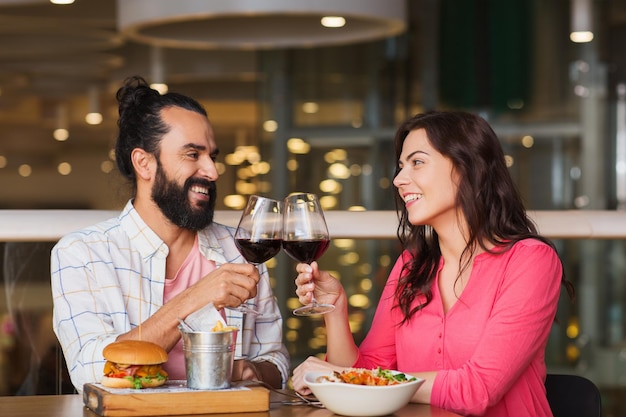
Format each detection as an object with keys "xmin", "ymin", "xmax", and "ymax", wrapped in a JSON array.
[
  {"xmin": 195, "ymin": 263, "xmax": 260, "ymax": 310},
  {"xmin": 232, "ymin": 359, "xmax": 282, "ymax": 389},
  {"xmin": 232, "ymin": 359, "xmax": 262, "ymax": 382}
]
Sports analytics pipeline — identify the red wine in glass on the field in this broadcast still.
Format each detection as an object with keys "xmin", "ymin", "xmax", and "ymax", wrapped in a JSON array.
[
  {"xmin": 235, "ymin": 238, "xmax": 282, "ymax": 264},
  {"xmin": 283, "ymin": 192, "xmax": 334, "ymax": 316},
  {"xmin": 233, "ymin": 195, "xmax": 283, "ymax": 316},
  {"xmin": 282, "ymin": 239, "xmax": 330, "ymax": 264}
]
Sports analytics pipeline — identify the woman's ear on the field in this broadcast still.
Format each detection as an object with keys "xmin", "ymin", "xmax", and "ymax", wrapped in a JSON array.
[{"xmin": 131, "ymin": 148, "xmax": 155, "ymax": 181}]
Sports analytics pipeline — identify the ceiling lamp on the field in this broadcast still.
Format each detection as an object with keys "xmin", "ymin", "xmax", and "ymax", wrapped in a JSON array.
[
  {"xmin": 321, "ymin": 16, "xmax": 346, "ymax": 28},
  {"xmin": 149, "ymin": 45, "xmax": 168, "ymax": 94},
  {"xmin": 53, "ymin": 103, "xmax": 69, "ymax": 142},
  {"xmin": 85, "ymin": 85, "xmax": 103, "ymax": 125},
  {"xmin": 117, "ymin": 0, "xmax": 407, "ymax": 49},
  {"xmin": 570, "ymin": 0, "xmax": 593, "ymax": 43}
]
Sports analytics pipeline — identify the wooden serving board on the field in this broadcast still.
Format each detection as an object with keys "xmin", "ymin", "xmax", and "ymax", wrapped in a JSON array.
[{"xmin": 83, "ymin": 381, "xmax": 269, "ymax": 416}]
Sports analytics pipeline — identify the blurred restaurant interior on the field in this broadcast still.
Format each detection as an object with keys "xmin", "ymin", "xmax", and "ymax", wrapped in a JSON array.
[{"xmin": 1, "ymin": 0, "xmax": 626, "ymax": 414}]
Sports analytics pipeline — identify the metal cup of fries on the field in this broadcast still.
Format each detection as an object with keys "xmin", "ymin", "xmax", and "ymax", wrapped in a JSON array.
[{"xmin": 179, "ymin": 320, "xmax": 238, "ymax": 390}]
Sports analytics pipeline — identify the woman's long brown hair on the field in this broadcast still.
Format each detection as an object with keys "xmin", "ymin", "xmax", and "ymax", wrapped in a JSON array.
[{"xmin": 393, "ymin": 111, "xmax": 575, "ymax": 322}]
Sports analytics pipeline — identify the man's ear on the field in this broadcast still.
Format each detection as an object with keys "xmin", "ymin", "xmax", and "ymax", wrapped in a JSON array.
[{"xmin": 131, "ymin": 148, "xmax": 155, "ymax": 181}]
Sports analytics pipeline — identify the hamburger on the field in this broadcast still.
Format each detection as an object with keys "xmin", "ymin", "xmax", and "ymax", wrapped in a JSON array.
[{"xmin": 101, "ymin": 340, "xmax": 169, "ymax": 389}]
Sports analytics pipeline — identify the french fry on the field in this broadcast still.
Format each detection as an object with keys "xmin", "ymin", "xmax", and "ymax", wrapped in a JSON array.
[
  {"xmin": 211, "ymin": 320, "xmax": 238, "ymax": 332},
  {"xmin": 211, "ymin": 320, "xmax": 225, "ymax": 332}
]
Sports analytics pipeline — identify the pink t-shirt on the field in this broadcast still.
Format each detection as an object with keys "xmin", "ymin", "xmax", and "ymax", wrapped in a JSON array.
[
  {"xmin": 162, "ymin": 237, "xmax": 217, "ymax": 380},
  {"xmin": 353, "ymin": 239, "xmax": 562, "ymax": 417}
]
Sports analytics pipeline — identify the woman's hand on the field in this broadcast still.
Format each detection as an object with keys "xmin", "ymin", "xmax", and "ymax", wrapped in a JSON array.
[
  {"xmin": 295, "ymin": 261, "xmax": 343, "ymax": 308},
  {"xmin": 291, "ymin": 356, "xmax": 346, "ymax": 395}
]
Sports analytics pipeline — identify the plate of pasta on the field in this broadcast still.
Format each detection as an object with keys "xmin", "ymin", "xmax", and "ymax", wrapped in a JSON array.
[{"xmin": 303, "ymin": 368, "xmax": 424, "ymax": 417}]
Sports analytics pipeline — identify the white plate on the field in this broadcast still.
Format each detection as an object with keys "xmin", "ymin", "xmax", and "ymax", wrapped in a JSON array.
[{"xmin": 303, "ymin": 370, "xmax": 424, "ymax": 417}]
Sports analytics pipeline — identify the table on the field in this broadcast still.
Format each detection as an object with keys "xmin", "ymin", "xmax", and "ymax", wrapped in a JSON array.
[{"xmin": 0, "ymin": 393, "xmax": 462, "ymax": 417}]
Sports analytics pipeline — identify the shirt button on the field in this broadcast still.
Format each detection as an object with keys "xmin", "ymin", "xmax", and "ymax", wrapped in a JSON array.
[
  {"xmin": 437, "ymin": 348, "xmax": 442, "ymax": 354},
  {"xmin": 438, "ymin": 333, "xmax": 442, "ymax": 338}
]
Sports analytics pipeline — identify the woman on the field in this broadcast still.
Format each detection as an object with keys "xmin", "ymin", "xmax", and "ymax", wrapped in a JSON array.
[{"xmin": 291, "ymin": 111, "xmax": 574, "ymax": 416}]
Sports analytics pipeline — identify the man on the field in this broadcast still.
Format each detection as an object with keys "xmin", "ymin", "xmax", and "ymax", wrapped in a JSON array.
[{"xmin": 51, "ymin": 76, "xmax": 289, "ymax": 392}]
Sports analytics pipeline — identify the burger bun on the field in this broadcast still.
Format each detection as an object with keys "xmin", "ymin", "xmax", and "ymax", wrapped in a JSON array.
[{"xmin": 103, "ymin": 340, "xmax": 168, "ymax": 365}]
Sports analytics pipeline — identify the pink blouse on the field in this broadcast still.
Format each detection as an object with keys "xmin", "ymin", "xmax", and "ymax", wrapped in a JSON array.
[{"xmin": 353, "ymin": 239, "xmax": 562, "ymax": 416}]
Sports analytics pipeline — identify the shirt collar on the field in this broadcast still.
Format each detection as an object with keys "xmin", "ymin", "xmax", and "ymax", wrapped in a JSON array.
[
  {"xmin": 197, "ymin": 223, "xmax": 228, "ymax": 266},
  {"xmin": 119, "ymin": 199, "xmax": 228, "ymax": 265},
  {"xmin": 119, "ymin": 200, "xmax": 169, "ymax": 260}
]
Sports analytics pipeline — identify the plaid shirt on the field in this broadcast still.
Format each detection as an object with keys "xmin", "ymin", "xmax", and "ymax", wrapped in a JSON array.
[{"xmin": 51, "ymin": 200, "xmax": 289, "ymax": 392}]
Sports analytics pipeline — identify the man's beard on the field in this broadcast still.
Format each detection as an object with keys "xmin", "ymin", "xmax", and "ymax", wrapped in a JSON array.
[{"xmin": 151, "ymin": 165, "xmax": 216, "ymax": 231}]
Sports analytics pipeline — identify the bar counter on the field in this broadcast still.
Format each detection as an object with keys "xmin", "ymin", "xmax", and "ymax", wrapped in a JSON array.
[{"xmin": 0, "ymin": 393, "xmax": 462, "ymax": 417}]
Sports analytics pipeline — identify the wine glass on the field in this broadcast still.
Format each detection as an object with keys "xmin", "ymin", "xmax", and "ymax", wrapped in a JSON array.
[
  {"xmin": 282, "ymin": 192, "xmax": 334, "ymax": 316},
  {"xmin": 233, "ymin": 195, "xmax": 283, "ymax": 315}
]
